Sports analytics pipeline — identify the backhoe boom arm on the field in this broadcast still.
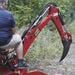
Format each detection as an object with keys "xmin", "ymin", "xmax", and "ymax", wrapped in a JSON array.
[{"xmin": 23, "ymin": 3, "xmax": 72, "ymax": 61}]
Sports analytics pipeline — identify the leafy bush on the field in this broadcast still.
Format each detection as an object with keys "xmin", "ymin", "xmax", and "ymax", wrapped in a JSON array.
[{"xmin": 7, "ymin": 0, "xmax": 75, "ymax": 27}]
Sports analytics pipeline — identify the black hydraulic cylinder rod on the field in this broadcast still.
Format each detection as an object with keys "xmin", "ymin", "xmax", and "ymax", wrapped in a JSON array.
[{"xmin": 58, "ymin": 9, "xmax": 65, "ymax": 25}]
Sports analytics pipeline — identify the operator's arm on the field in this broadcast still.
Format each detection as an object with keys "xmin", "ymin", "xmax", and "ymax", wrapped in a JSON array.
[
  {"xmin": 11, "ymin": 13, "xmax": 16, "ymax": 34},
  {"xmin": 11, "ymin": 27, "xmax": 16, "ymax": 34}
]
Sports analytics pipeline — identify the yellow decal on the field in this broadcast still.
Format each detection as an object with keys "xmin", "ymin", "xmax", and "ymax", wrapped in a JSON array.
[{"xmin": 34, "ymin": 28, "xmax": 40, "ymax": 36}]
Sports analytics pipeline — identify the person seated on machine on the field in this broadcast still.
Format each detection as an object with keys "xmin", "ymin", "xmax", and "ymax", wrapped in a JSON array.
[{"xmin": 0, "ymin": 0, "xmax": 29, "ymax": 69}]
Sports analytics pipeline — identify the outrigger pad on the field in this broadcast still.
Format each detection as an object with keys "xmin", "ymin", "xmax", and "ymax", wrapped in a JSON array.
[{"xmin": 59, "ymin": 39, "xmax": 72, "ymax": 62}]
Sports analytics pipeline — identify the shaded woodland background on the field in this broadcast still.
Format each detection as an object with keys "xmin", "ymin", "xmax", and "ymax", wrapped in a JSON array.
[{"xmin": 8, "ymin": 0, "xmax": 75, "ymax": 27}]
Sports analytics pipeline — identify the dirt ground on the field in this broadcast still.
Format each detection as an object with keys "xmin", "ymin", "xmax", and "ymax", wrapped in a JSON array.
[{"xmin": 29, "ymin": 43, "xmax": 75, "ymax": 75}]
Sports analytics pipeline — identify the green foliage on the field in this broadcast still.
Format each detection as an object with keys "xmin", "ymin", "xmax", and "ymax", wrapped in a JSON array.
[
  {"xmin": 8, "ymin": 0, "xmax": 32, "ymax": 27},
  {"xmin": 7, "ymin": 0, "xmax": 75, "ymax": 27},
  {"xmin": 67, "ymin": 20, "xmax": 75, "ymax": 37}
]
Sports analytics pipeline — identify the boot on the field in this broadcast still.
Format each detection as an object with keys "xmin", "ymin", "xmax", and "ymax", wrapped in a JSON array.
[{"xmin": 17, "ymin": 59, "xmax": 29, "ymax": 69}]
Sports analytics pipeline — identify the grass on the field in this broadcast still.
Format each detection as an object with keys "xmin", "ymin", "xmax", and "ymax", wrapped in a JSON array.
[{"xmin": 24, "ymin": 27, "xmax": 63, "ymax": 64}]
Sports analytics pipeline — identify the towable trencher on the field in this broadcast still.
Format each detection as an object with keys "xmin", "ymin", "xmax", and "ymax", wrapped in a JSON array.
[{"xmin": 0, "ymin": 3, "xmax": 72, "ymax": 75}]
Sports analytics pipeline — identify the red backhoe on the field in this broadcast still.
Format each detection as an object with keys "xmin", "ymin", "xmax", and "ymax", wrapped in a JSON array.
[{"xmin": 0, "ymin": 3, "xmax": 72, "ymax": 75}]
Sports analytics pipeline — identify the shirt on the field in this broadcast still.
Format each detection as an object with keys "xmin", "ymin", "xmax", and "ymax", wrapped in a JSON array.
[{"xmin": 0, "ymin": 8, "xmax": 16, "ymax": 46}]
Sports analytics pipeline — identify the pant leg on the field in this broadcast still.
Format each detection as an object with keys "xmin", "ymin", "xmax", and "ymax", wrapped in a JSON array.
[{"xmin": 0, "ymin": 34, "xmax": 22, "ymax": 49}]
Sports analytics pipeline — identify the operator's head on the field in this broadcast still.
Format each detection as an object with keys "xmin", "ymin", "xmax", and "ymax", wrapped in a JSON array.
[{"xmin": 0, "ymin": 0, "xmax": 8, "ymax": 9}]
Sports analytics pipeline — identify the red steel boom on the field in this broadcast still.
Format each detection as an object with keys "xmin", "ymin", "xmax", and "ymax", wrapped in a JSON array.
[{"xmin": 23, "ymin": 3, "xmax": 72, "ymax": 61}]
